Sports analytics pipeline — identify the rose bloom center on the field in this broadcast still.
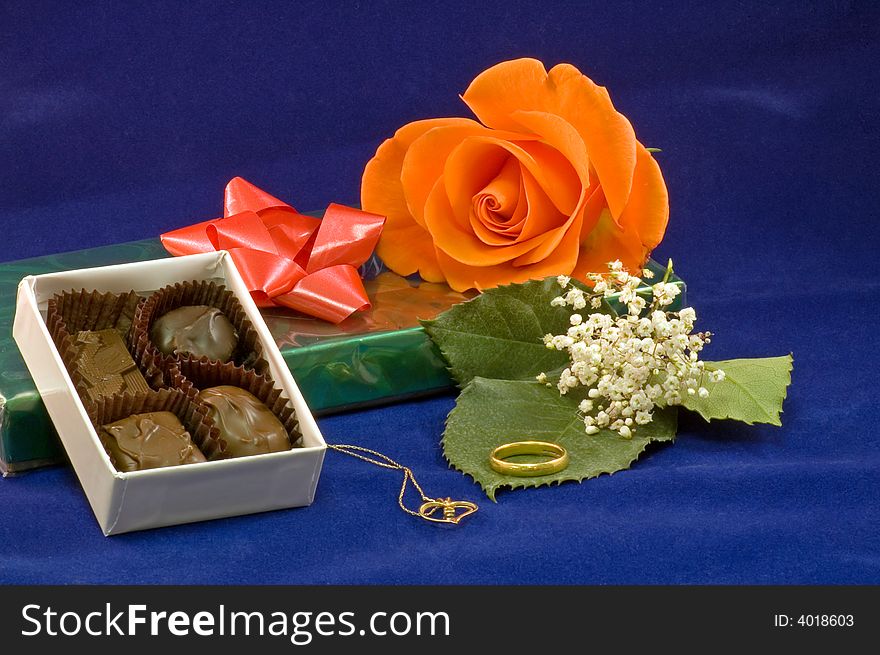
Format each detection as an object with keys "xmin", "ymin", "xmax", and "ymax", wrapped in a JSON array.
[{"xmin": 450, "ymin": 138, "xmax": 579, "ymax": 248}]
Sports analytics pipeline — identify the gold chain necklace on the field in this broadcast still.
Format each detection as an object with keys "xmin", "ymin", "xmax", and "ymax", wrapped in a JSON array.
[{"xmin": 328, "ymin": 444, "xmax": 478, "ymax": 525}]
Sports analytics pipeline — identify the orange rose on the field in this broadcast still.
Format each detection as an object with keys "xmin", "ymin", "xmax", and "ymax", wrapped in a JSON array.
[{"xmin": 361, "ymin": 58, "xmax": 669, "ymax": 292}]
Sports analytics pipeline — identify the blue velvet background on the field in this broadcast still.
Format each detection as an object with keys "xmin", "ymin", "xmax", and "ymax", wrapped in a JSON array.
[{"xmin": 1, "ymin": 1, "xmax": 878, "ymax": 583}]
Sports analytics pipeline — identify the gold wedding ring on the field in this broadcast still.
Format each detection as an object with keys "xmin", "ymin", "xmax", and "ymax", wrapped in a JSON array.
[{"xmin": 489, "ymin": 441, "xmax": 569, "ymax": 477}]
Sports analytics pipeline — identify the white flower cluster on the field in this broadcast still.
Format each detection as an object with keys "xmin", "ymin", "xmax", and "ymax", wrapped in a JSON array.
[{"xmin": 540, "ymin": 261, "xmax": 723, "ymax": 439}]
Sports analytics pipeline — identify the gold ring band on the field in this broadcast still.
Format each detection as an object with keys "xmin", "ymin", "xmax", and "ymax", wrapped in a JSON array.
[{"xmin": 489, "ymin": 441, "xmax": 569, "ymax": 477}]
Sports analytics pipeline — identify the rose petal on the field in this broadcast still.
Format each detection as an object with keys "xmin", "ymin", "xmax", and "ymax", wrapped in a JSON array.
[
  {"xmin": 618, "ymin": 144, "xmax": 669, "ymax": 253},
  {"xmin": 362, "ymin": 118, "xmax": 468, "ymax": 280},
  {"xmin": 434, "ymin": 136, "xmax": 581, "ymax": 270},
  {"xmin": 436, "ymin": 212, "xmax": 583, "ymax": 291},
  {"xmin": 401, "ymin": 122, "xmax": 533, "ymax": 227},
  {"xmin": 469, "ymin": 156, "xmax": 522, "ymax": 245},
  {"xmin": 443, "ymin": 138, "xmax": 511, "ymax": 230},
  {"xmin": 579, "ymin": 182, "xmax": 607, "ymax": 240},
  {"xmin": 512, "ymin": 218, "xmax": 582, "ymax": 267},
  {"xmin": 467, "ymin": 167, "xmax": 575, "ymax": 257},
  {"xmin": 476, "ymin": 156, "xmax": 520, "ymax": 220},
  {"xmin": 575, "ymin": 145, "xmax": 668, "ymax": 275},
  {"xmin": 462, "ymin": 58, "xmax": 637, "ymax": 220},
  {"xmin": 514, "ymin": 140, "xmax": 581, "ymax": 215},
  {"xmin": 424, "ymin": 176, "xmax": 556, "ymax": 267},
  {"xmin": 512, "ymin": 207, "xmax": 584, "ymax": 268},
  {"xmin": 444, "ymin": 136, "xmax": 578, "ymax": 221},
  {"xmin": 474, "ymin": 170, "xmax": 530, "ymax": 239},
  {"xmin": 468, "ymin": 162, "xmax": 575, "ymax": 249},
  {"xmin": 516, "ymin": 166, "xmax": 570, "ymax": 243},
  {"xmin": 375, "ymin": 224, "xmax": 446, "ymax": 283},
  {"xmin": 509, "ymin": 110, "xmax": 590, "ymax": 186},
  {"xmin": 573, "ymin": 209, "xmax": 645, "ymax": 276},
  {"xmin": 461, "ymin": 58, "xmax": 551, "ymax": 129}
]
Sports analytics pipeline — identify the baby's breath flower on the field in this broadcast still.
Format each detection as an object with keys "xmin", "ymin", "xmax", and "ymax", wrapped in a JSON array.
[
  {"xmin": 538, "ymin": 261, "xmax": 721, "ymax": 438},
  {"xmin": 565, "ymin": 288, "xmax": 587, "ymax": 310},
  {"xmin": 628, "ymin": 296, "xmax": 646, "ymax": 316},
  {"xmin": 651, "ymin": 282, "xmax": 681, "ymax": 307}
]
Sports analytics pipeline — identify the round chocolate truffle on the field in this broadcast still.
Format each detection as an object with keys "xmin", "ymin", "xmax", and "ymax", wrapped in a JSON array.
[
  {"xmin": 151, "ymin": 305, "xmax": 238, "ymax": 362},
  {"xmin": 101, "ymin": 411, "xmax": 207, "ymax": 472},
  {"xmin": 197, "ymin": 385, "xmax": 291, "ymax": 458}
]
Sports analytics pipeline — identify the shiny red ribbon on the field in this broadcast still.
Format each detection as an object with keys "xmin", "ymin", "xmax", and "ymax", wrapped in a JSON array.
[{"xmin": 160, "ymin": 177, "xmax": 385, "ymax": 323}]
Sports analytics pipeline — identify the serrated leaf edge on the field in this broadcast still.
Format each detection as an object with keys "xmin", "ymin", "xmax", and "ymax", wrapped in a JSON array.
[
  {"xmin": 421, "ymin": 277, "xmax": 570, "ymax": 387},
  {"xmin": 682, "ymin": 354, "xmax": 793, "ymax": 426}
]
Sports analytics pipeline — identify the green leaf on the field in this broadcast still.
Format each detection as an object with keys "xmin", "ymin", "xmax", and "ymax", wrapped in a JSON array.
[
  {"xmin": 443, "ymin": 377, "xmax": 678, "ymax": 500},
  {"xmin": 422, "ymin": 278, "xmax": 596, "ymax": 385},
  {"xmin": 678, "ymin": 355, "xmax": 793, "ymax": 426}
]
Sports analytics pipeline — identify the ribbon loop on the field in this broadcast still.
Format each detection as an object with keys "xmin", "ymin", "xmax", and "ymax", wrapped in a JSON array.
[
  {"xmin": 274, "ymin": 265, "xmax": 372, "ymax": 324},
  {"xmin": 160, "ymin": 178, "xmax": 385, "ymax": 323},
  {"xmin": 224, "ymin": 176, "xmax": 294, "ymax": 216},
  {"xmin": 307, "ymin": 203, "xmax": 386, "ymax": 273},
  {"xmin": 207, "ymin": 211, "xmax": 278, "ymax": 253}
]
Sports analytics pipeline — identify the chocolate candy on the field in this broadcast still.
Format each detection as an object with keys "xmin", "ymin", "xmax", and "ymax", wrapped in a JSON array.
[
  {"xmin": 197, "ymin": 385, "xmax": 291, "ymax": 458},
  {"xmin": 100, "ymin": 411, "xmax": 207, "ymax": 472},
  {"xmin": 150, "ymin": 305, "xmax": 238, "ymax": 362},
  {"xmin": 73, "ymin": 329, "xmax": 150, "ymax": 402}
]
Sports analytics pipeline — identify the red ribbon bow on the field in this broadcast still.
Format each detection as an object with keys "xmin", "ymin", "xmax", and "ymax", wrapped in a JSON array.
[{"xmin": 160, "ymin": 177, "xmax": 385, "ymax": 323}]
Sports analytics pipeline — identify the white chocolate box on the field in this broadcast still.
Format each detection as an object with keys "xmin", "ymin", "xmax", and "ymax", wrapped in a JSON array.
[{"xmin": 13, "ymin": 251, "xmax": 326, "ymax": 535}]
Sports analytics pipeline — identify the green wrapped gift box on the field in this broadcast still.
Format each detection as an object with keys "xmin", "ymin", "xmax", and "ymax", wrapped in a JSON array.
[{"xmin": 0, "ymin": 238, "xmax": 684, "ymax": 474}]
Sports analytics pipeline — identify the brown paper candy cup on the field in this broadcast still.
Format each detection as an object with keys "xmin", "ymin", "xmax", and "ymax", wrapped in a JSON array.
[
  {"xmin": 47, "ymin": 289, "xmax": 166, "ymax": 396},
  {"xmin": 170, "ymin": 357, "xmax": 303, "ymax": 459},
  {"xmin": 85, "ymin": 388, "xmax": 218, "ymax": 472},
  {"xmin": 131, "ymin": 280, "xmax": 269, "ymax": 375}
]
